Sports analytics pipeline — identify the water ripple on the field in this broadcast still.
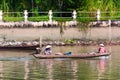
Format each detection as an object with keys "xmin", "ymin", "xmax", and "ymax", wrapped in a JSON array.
[{"xmin": 0, "ymin": 56, "xmax": 32, "ymax": 61}]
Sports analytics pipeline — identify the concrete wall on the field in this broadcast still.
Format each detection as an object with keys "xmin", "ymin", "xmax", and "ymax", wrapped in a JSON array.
[{"xmin": 0, "ymin": 27, "xmax": 119, "ymax": 41}]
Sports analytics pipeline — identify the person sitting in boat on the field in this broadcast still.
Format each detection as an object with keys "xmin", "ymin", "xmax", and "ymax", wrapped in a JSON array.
[
  {"xmin": 35, "ymin": 47, "xmax": 41, "ymax": 54},
  {"xmin": 44, "ymin": 45, "xmax": 52, "ymax": 55},
  {"xmin": 98, "ymin": 44, "xmax": 106, "ymax": 54}
]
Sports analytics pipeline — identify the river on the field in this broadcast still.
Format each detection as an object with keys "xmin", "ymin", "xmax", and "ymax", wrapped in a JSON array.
[{"xmin": 0, "ymin": 45, "xmax": 119, "ymax": 80}]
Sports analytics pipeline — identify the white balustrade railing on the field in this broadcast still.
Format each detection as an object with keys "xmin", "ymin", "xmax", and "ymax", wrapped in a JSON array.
[{"xmin": 0, "ymin": 9, "xmax": 120, "ymax": 22}]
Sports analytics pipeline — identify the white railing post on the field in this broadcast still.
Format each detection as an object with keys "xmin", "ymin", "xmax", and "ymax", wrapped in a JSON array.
[
  {"xmin": 0, "ymin": 10, "xmax": 3, "ymax": 22},
  {"xmin": 24, "ymin": 10, "xmax": 28, "ymax": 22},
  {"xmin": 97, "ymin": 9, "xmax": 100, "ymax": 22},
  {"xmin": 72, "ymin": 10, "xmax": 77, "ymax": 21},
  {"xmin": 49, "ymin": 10, "xmax": 52, "ymax": 22}
]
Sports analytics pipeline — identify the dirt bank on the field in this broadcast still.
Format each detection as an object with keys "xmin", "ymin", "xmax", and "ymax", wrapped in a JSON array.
[{"xmin": 0, "ymin": 27, "xmax": 120, "ymax": 48}]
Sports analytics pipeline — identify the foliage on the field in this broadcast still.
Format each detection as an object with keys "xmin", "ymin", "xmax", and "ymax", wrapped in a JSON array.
[
  {"xmin": 65, "ymin": 39, "xmax": 76, "ymax": 44},
  {"xmin": 3, "ymin": 17, "xmax": 24, "ymax": 22},
  {"xmin": 59, "ymin": 22, "xmax": 64, "ymax": 38},
  {"xmin": 0, "ymin": 0, "xmax": 120, "ymax": 21},
  {"xmin": 28, "ymin": 15, "xmax": 49, "ymax": 21},
  {"xmin": 78, "ymin": 21, "xmax": 90, "ymax": 39},
  {"xmin": 53, "ymin": 18, "xmax": 72, "ymax": 22}
]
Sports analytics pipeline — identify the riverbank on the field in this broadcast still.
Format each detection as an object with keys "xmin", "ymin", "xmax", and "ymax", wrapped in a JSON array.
[
  {"xmin": 0, "ymin": 27, "xmax": 120, "ymax": 49},
  {"xmin": 0, "ymin": 40, "xmax": 119, "ymax": 50}
]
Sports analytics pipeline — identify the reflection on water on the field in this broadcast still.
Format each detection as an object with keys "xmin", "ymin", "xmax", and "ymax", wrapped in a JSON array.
[
  {"xmin": 34, "ymin": 59, "xmax": 79, "ymax": 80},
  {"xmin": 24, "ymin": 60, "xmax": 30, "ymax": 80},
  {"xmin": 0, "ymin": 61, "xmax": 3, "ymax": 79},
  {"xmin": 0, "ymin": 56, "xmax": 32, "ymax": 61},
  {"xmin": 98, "ymin": 59, "xmax": 106, "ymax": 73},
  {"xmin": 0, "ymin": 46, "xmax": 119, "ymax": 80}
]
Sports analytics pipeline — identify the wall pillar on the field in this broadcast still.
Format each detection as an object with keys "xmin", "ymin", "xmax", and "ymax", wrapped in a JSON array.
[
  {"xmin": 24, "ymin": 10, "xmax": 28, "ymax": 22},
  {"xmin": 49, "ymin": 10, "xmax": 53, "ymax": 22},
  {"xmin": 72, "ymin": 10, "xmax": 77, "ymax": 21},
  {"xmin": 97, "ymin": 9, "xmax": 100, "ymax": 22},
  {"xmin": 0, "ymin": 10, "xmax": 3, "ymax": 22}
]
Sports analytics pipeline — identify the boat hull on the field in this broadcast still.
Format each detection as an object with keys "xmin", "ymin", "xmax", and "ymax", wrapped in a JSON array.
[
  {"xmin": 0, "ymin": 45, "xmax": 39, "ymax": 50},
  {"xmin": 33, "ymin": 53, "xmax": 110, "ymax": 59}
]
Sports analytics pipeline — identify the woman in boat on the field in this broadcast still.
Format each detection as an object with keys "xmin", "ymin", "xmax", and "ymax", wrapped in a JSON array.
[
  {"xmin": 98, "ymin": 44, "xmax": 106, "ymax": 54},
  {"xmin": 44, "ymin": 45, "xmax": 52, "ymax": 55}
]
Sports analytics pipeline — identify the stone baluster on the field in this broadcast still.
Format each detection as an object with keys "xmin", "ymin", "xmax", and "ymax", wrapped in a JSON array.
[
  {"xmin": 24, "ymin": 10, "xmax": 28, "ymax": 22},
  {"xmin": 48, "ymin": 10, "xmax": 52, "ymax": 22},
  {"xmin": 0, "ymin": 10, "xmax": 3, "ymax": 22},
  {"xmin": 97, "ymin": 9, "xmax": 100, "ymax": 22},
  {"xmin": 72, "ymin": 10, "xmax": 77, "ymax": 21}
]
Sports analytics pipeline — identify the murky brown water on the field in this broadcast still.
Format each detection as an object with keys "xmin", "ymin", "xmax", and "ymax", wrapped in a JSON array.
[{"xmin": 0, "ymin": 45, "xmax": 119, "ymax": 80}]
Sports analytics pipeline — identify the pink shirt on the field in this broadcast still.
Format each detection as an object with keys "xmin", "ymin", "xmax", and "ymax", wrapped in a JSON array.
[{"xmin": 98, "ymin": 47, "xmax": 106, "ymax": 53}]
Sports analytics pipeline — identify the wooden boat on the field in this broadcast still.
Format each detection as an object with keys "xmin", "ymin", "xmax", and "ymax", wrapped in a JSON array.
[
  {"xmin": 33, "ymin": 53, "xmax": 110, "ymax": 59},
  {"xmin": 0, "ymin": 41, "xmax": 39, "ymax": 50}
]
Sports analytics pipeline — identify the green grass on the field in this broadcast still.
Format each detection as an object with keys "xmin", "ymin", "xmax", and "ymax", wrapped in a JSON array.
[
  {"xmin": 3, "ymin": 17, "xmax": 24, "ymax": 22},
  {"xmin": 2, "ymin": 15, "xmax": 120, "ymax": 22},
  {"xmin": 28, "ymin": 17, "xmax": 49, "ymax": 21},
  {"xmin": 53, "ymin": 17, "xmax": 73, "ymax": 22}
]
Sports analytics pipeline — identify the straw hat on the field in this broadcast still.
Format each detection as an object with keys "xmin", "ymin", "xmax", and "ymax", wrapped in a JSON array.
[
  {"xmin": 100, "ymin": 44, "xmax": 104, "ymax": 47},
  {"xmin": 46, "ymin": 45, "xmax": 51, "ymax": 48}
]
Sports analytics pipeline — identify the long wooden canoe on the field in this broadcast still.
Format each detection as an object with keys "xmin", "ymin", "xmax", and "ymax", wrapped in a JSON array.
[{"xmin": 33, "ymin": 53, "xmax": 110, "ymax": 59}]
